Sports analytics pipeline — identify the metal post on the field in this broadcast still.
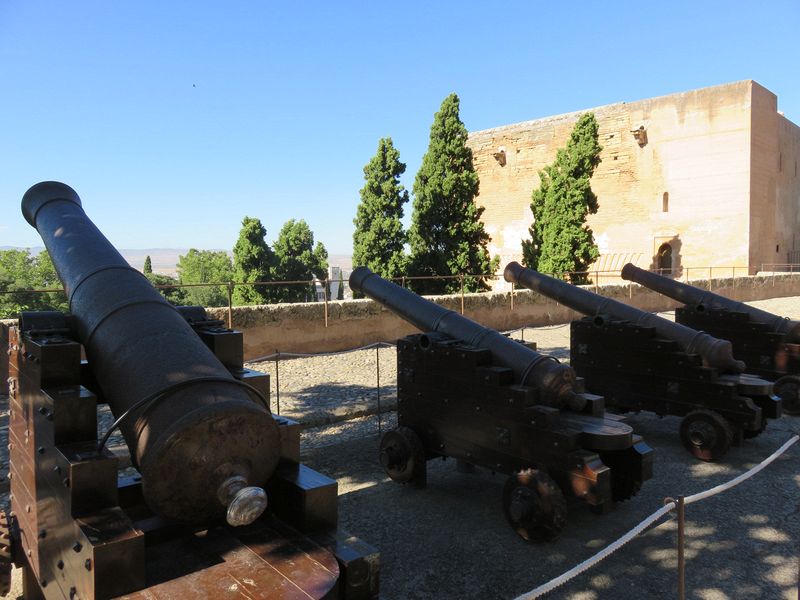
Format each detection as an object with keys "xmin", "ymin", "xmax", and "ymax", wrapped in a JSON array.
[
  {"xmin": 227, "ymin": 281, "xmax": 234, "ymax": 329},
  {"xmin": 732, "ymin": 266, "xmax": 736, "ymax": 300},
  {"xmin": 677, "ymin": 495, "xmax": 686, "ymax": 600},
  {"xmin": 401, "ymin": 276, "xmax": 406, "ymax": 289},
  {"xmin": 376, "ymin": 344, "xmax": 382, "ymax": 436},
  {"xmin": 521, "ymin": 327, "xmax": 524, "ymax": 342},
  {"xmin": 274, "ymin": 351, "xmax": 281, "ymax": 415},
  {"xmin": 460, "ymin": 275, "xmax": 465, "ymax": 315},
  {"xmin": 323, "ymin": 278, "xmax": 329, "ymax": 327},
  {"xmin": 708, "ymin": 267, "xmax": 712, "ymax": 291},
  {"xmin": 594, "ymin": 271, "xmax": 599, "ymax": 294},
  {"xmin": 510, "ymin": 283, "xmax": 514, "ymax": 311}
]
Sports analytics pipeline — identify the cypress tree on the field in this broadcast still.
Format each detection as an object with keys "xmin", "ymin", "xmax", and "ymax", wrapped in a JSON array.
[
  {"xmin": 337, "ymin": 269, "xmax": 344, "ymax": 300},
  {"xmin": 232, "ymin": 216, "xmax": 275, "ymax": 305},
  {"xmin": 143, "ymin": 255, "xmax": 153, "ymax": 274},
  {"xmin": 408, "ymin": 93, "xmax": 496, "ymax": 294},
  {"xmin": 522, "ymin": 113, "xmax": 602, "ymax": 283},
  {"xmin": 352, "ymin": 137, "xmax": 409, "ymax": 279}
]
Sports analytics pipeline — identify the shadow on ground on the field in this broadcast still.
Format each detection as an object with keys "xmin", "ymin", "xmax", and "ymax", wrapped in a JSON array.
[{"xmin": 301, "ymin": 413, "xmax": 800, "ymax": 600}]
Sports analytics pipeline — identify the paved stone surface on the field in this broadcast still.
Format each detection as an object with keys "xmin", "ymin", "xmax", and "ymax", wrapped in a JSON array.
[{"xmin": 1, "ymin": 295, "xmax": 799, "ymax": 598}]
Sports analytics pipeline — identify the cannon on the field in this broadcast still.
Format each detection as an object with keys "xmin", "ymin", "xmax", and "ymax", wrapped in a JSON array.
[
  {"xmin": 621, "ymin": 262, "xmax": 800, "ymax": 415},
  {"xmin": 349, "ymin": 267, "xmax": 653, "ymax": 542},
  {"xmin": 505, "ymin": 262, "xmax": 781, "ymax": 461},
  {"xmin": 2, "ymin": 182, "xmax": 378, "ymax": 599}
]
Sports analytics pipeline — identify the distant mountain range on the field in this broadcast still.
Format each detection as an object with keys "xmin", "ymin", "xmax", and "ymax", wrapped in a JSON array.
[{"xmin": 1, "ymin": 246, "xmax": 352, "ymax": 277}]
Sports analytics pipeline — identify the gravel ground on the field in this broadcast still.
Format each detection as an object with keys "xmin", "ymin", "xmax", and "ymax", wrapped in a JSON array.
[
  {"xmin": 244, "ymin": 344, "xmax": 398, "ymax": 426},
  {"xmin": 1, "ymin": 295, "xmax": 799, "ymax": 599}
]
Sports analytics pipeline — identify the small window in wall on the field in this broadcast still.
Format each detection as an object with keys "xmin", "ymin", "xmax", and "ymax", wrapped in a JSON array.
[
  {"xmin": 657, "ymin": 243, "xmax": 673, "ymax": 275},
  {"xmin": 662, "ymin": 192, "xmax": 669, "ymax": 213},
  {"xmin": 776, "ymin": 244, "xmax": 780, "ymax": 253}
]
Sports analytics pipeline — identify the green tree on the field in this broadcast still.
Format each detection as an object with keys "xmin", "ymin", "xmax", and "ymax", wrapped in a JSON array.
[
  {"xmin": 232, "ymin": 216, "xmax": 275, "ymax": 305},
  {"xmin": 337, "ymin": 269, "xmax": 344, "ymax": 300},
  {"xmin": 408, "ymin": 93, "xmax": 497, "ymax": 294},
  {"xmin": 143, "ymin": 255, "xmax": 153, "ymax": 274},
  {"xmin": 146, "ymin": 272, "xmax": 189, "ymax": 306},
  {"xmin": 522, "ymin": 113, "xmax": 602, "ymax": 283},
  {"xmin": 177, "ymin": 249, "xmax": 233, "ymax": 307},
  {"xmin": 272, "ymin": 219, "xmax": 328, "ymax": 302},
  {"xmin": 0, "ymin": 249, "xmax": 68, "ymax": 318},
  {"xmin": 352, "ymin": 137, "xmax": 409, "ymax": 279}
]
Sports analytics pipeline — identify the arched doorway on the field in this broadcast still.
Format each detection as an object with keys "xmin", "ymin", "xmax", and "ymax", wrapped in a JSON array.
[{"xmin": 657, "ymin": 243, "xmax": 673, "ymax": 275}]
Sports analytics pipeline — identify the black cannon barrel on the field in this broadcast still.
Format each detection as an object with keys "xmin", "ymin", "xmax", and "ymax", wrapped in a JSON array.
[
  {"xmin": 621, "ymin": 263, "xmax": 800, "ymax": 343},
  {"xmin": 22, "ymin": 182, "xmax": 281, "ymax": 525},
  {"xmin": 349, "ymin": 267, "xmax": 583, "ymax": 409},
  {"xmin": 504, "ymin": 261, "xmax": 745, "ymax": 373}
]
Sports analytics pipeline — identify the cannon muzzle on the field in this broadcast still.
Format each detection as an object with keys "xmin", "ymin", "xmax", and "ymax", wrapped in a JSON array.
[
  {"xmin": 504, "ymin": 261, "xmax": 745, "ymax": 373},
  {"xmin": 350, "ymin": 266, "xmax": 584, "ymax": 410},
  {"xmin": 22, "ymin": 182, "xmax": 281, "ymax": 525},
  {"xmin": 621, "ymin": 263, "xmax": 800, "ymax": 343}
]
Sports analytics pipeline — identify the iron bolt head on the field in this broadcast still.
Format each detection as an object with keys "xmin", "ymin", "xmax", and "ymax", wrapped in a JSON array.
[
  {"xmin": 57, "ymin": 560, "xmax": 64, "ymax": 570},
  {"xmin": 84, "ymin": 558, "xmax": 92, "ymax": 571},
  {"xmin": 72, "ymin": 541, "xmax": 82, "ymax": 552}
]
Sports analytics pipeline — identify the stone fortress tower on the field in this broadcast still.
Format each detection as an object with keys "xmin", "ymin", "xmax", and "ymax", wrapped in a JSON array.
[{"xmin": 466, "ymin": 80, "xmax": 800, "ymax": 288}]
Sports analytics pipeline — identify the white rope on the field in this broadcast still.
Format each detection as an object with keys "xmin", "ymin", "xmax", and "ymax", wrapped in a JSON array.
[
  {"xmin": 515, "ymin": 434, "xmax": 799, "ymax": 599},
  {"xmin": 684, "ymin": 434, "xmax": 798, "ymax": 505},
  {"xmin": 516, "ymin": 505, "xmax": 674, "ymax": 599}
]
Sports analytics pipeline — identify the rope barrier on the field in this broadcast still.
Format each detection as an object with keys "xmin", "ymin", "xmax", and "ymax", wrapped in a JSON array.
[
  {"xmin": 248, "ymin": 341, "xmax": 396, "ymax": 363},
  {"xmin": 515, "ymin": 434, "xmax": 799, "ymax": 599}
]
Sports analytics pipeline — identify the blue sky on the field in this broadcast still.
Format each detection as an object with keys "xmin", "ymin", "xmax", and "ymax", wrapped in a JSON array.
[{"xmin": 2, "ymin": 1, "xmax": 799, "ymax": 255}]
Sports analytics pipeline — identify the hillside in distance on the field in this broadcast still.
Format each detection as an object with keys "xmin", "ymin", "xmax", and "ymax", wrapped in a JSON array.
[{"xmin": 1, "ymin": 247, "xmax": 352, "ymax": 278}]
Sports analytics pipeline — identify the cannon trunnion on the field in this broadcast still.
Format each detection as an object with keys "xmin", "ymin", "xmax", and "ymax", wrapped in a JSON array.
[
  {"xmin": 350, "ymin": 267, "xmax": 653, "ymax": 542},
  {"xmin": 505, "ymin": 262, "xmax": 782, "ymax": 461},
  {"xmin": 622, "ymin": 262, "xmax": 800, "ymax": 415}
]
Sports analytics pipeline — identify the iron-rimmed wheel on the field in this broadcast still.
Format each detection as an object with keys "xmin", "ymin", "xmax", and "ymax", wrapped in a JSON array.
[
  {"xmin": 502, "ymin": 469, "xmax": 567, "ymax": 542},
  {"xmin": 379, "ymin": 427, "xmax": 426, "ymax": 486},
  {"xmin": 679, "ymin": 409, "xmax": 733, "ymax": 461},
  {"xmin": 0, "ymin": 510, "xmax": 13, "ymax": 596},
  {"xmin": 774, "ymin": 375, "xmax": 800, "ymax": 415}
]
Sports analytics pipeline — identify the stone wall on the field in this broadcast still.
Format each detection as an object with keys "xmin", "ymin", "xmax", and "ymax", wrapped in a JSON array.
[
  {"xmin": 204, "ymin": 272, "xmax": 800, "ymax": 359},
  {"xmin": 467, "ymin": 80, "xmax": 798, "ymax": 288},
  {"xmin": 4, "ymin": 274, "xmax": 800, "ymax": 367}
]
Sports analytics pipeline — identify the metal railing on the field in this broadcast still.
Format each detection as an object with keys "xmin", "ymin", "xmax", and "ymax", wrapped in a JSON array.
[
  {"xmin": 4, "ymin": 265, "xmax": 800, "ymax": 327},
  {"xmin": 761, "ymin": 263, "xmax": 800, "ymax": 273}
]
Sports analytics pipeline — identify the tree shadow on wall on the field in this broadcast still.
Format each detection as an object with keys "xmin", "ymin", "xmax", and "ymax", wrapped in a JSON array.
[{"xmin": 650, "ymin": 236, "xmax": 683, "ymax": 278}]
